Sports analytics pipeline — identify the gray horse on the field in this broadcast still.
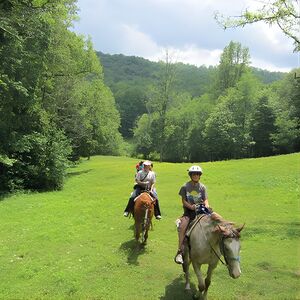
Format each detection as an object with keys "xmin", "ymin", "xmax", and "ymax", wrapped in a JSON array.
[{"xmin": 183, "ymin": 214, "xmax": 244, "ymax": 300}]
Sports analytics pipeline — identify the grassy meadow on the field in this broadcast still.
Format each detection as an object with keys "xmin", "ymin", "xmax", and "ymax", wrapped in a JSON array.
[{"xmin": 0, "ymin": 153, "xmax": 299, "ymax": 299}]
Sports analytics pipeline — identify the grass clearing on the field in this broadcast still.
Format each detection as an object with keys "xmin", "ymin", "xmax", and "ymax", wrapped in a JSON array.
[{"xmin": 0, "ymin": 153, "xmax": 299, "ymax": 299}]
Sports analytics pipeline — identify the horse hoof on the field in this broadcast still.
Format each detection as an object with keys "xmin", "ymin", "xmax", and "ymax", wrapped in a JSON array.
[{"xmin": 193, "ymin": 292, "xmax": 203, "ymax": 300}]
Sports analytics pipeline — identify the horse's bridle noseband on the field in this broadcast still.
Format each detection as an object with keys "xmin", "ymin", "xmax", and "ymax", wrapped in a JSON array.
[{"xmin": 220, "ymin": 235, "xmax": 241, "ymax": 266}]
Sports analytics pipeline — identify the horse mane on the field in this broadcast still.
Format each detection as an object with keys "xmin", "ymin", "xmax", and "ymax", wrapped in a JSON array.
[{"xmin": 209, "ymin": 213, "xmax": 243, "ymax": 238}]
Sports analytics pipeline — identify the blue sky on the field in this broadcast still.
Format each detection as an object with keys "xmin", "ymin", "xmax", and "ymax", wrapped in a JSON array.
[{"xmin": 73, "ymin": 0, "xmax": 299, "ymax": 72}]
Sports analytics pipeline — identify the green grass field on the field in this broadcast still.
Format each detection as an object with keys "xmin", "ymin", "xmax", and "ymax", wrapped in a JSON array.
[{"xmin": 0, "ymin": 153, "xmax": 299, "ymax": 299}]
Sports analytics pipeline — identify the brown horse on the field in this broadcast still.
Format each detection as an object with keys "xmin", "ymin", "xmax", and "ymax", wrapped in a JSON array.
[{"xmin": 133, "ymin": 192, "xmax": 155, "ymax": 244}]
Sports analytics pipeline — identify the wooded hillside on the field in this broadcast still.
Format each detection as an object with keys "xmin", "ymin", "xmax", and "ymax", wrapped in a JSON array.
[{"xmin": 97, "ymin": 49, "xmax": 299, "ymax": 163}]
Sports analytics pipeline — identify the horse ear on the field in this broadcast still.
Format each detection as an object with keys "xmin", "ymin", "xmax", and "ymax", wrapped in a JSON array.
[
  {"xmin": 236, "ymin": 223, "xmax": 245, "ymax": 232},
  {"xmin": 214, "ymin": 225, "xmax": 227, "ymax": 233}
]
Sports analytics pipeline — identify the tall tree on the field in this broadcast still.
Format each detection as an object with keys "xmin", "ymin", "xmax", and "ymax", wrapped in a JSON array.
[
  {"xmin": 146, "ymin": 51, "xmax": 176, "ymax": 162},
  {"xmin": 214, "ymin": 41, "xmax": 250, "ymax": 96},
  {"xmin": 0, "ymin": 0, "xmax": 123, "ymax": 191},
  {"xmin": 250, "ymin": 95, "xmax": 276, "ymax": 157},
  {"xmin": 114, "ymin": 86, "xmax": 148, "ymax": 138}
]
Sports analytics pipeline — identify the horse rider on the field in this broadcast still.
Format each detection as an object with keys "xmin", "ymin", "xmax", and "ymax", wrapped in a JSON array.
[
  {"xmin": 123, "ymin": 160, "xmax": 162, "ymax": 220},
  {"xmin": 174, "ymin": 165, "xmax": 212, "ymax": 264}
]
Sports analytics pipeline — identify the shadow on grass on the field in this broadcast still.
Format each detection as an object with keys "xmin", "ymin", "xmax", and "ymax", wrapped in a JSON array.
[
  {"xmin": 257, "ymin": 261, "xmax": 300, "ymax": 278},
  {"xmin": 243, "ymin": 221, "xmax": 300, "ymax": 239},
  {"xmin": 159, "ymin": 276, "xmax": 197, "ymax": 300},
  {"xmin": 66, "ymin": 169, "xmax": 93, "ymax": 178},
  {"xmin": 119, "ymin": 239, "xmax": 147, "ymax": 266},
  {"xmin": 0, "ymin": 192, "xmax": 12, "ymax": 202}
]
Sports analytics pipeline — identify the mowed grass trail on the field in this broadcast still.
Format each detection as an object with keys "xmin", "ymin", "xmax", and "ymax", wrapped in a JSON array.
[{"xmin": 0, "ymin": 153, "xmax": 299, "ymax": 299}]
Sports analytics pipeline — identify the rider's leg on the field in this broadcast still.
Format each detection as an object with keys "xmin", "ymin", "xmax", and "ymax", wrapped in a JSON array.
[
  {"xmin": 124, "ymin": 188, "xmax": 140, "ymax": 214},
  {"xmin": 154, "ymin": 199, "xmax": 162, "ymax": 218},
  {"xmin": 150, "ymin": 190, "xmax": 162, "ymax": 219},
  {"xmin": 178, "ymin": 216, "xmax": 189, "ymax": 252},
  {"xmin": 175, "ymin": 216, "xmax": 190, "ymax": 264}
]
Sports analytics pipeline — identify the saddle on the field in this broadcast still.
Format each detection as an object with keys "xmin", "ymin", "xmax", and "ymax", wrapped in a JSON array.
[
  {"xmin": 185, "ymin": 214, "xmax": 206, "ymax": 238},
  {"xmin": 134, "ymin": 191, "xmax": 156, "ymax": 203},
  {"xmin": 185, "ymin": 212, "xmax": 221, "ymax": 237}
]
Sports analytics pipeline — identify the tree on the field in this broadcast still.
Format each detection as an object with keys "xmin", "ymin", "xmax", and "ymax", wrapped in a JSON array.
[
  {"xmin": 214, "ymin": 41, "xmax": 250, "ymax": 96},
  {"xmin": 114, "ymin": 86, "xmax": 148, "ymax": 138},
  {"xmin": 215, "ymin": 0, "xmax": 300, "ymax": 52},
  {"xmin": 146, "ymin": 51, "xmax": 176, "ymax": 161},
  {"xmin": 0, "ymin": 0, "xmax": 74, "ymax": 191},
  {"xmin": 271, "ymin": 111, "xmax": 299, "ymax": 153},
  {"xmin": 250, "ymin": 96, "xmax": 276, "ymax": 157},
  {"xmin": 0, "ymin": 0, "xmax": 123, "ymax": 191},
  {"xmin": 270, "ymin": 69, "xmax": 300, "ymax": 152},
  {"xmin": 133, "ymin": 114, "xmax": 154, "ymax": 158},
  {"xmin": 204, "ymin": 102, "xmax": 239, "ymax": 160}
]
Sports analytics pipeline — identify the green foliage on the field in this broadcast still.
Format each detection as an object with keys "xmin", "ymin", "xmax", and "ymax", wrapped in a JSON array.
[
  {"xmin": 215, "ymin": 0, "xmax": 300, "ymax": 51},
  {"xmin": 250, "ymin": 95, "xmax": 276, "ymax": 157},
  {"xmin": 205, "ymin": 102, "xmax": 239, "ymax": 160},
  {"xmin": 133, "ymin": 114, "xmax": 153, "ymax": 158},
  {"xmin": 271, "ymin": 111, "xmax": 300, "ymax": 153},
  {"xmin": 130, "ymin": 41, "xmax": 297, "ymax": 163},
  {"xmin": 0, "ymin": 128, "xmax": 71, "ymax": 191},
  {"xmin": 214, "ymin": 41, "xmax": 250, "ymax": 96},
  {"xmin": 98, "ymin": 50, "xmax": 285, "ymax": 146},
  {"xmin": 114, "ymin": 86, "xmax": 148, "ymax": 137},
  {"xmin": 0, "ymin": 1, "xmax": 123, "ymax": 192}
]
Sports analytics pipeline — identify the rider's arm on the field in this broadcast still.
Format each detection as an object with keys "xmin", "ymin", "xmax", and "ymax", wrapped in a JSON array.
[
  {"xmin": 135, "ymin": 172, "xmax": 149, "ymax": 188},
  {"xmin": 202, "ymin": 186, "xmax": 209, "ymax": 208},
  {"xmin": 203, "ymin": 199, "xmax": 209, "ymax": 208},
  {"xmin": 182, "ymin": 196, "xmax": 196, "ymax": 211},
  {"xmin": 150, "ymin": 183, "xmax": 155, "ymax": 192}
]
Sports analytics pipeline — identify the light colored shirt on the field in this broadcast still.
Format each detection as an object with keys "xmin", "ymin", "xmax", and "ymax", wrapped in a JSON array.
[{"xmin": 136, "ymin": 170, "xmax": 156, "ymax": 190}]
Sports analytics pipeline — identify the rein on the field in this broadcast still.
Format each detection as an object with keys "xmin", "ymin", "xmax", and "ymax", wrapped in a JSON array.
[
  {"xmin": 199, "ymin": 218, "xmax": 227, "ymax": 265},
  {"xmin": 199, "ymin": 218, "xmax": 240, "ymax": 267}
]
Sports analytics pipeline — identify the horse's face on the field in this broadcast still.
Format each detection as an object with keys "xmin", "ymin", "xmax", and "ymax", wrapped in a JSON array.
[{"xmin": 223, "ymin": 237, "xmax": 241, "ymax": 279}]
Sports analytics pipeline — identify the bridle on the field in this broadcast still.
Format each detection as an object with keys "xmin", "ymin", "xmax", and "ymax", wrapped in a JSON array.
[
  {"xmin": 199, "ymin": 219, "xmax": 240, "ymax": 267},
  {"xmin": 219, "ymin": 234, "xmax": 241, "ymax": 266}
]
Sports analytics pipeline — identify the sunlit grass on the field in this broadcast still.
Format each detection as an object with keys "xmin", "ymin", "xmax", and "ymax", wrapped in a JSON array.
[{"xmin": 0, "ymin": 153, "xmax": 299, "ymax": 299}]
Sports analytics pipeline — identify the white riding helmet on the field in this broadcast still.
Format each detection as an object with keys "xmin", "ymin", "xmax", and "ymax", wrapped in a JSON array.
[
  {"xmin": 188, "ymin": 165, "xmax": 203, "ymax": 175},
  {"xmin": 143, "ymin": 160, "xmax": 152, "ymax": 166}
]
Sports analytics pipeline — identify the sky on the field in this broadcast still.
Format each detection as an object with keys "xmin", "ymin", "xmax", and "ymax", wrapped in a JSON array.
[{"xmin": 73, "ymin": 0, "xmax": 299, "ymax": 72}]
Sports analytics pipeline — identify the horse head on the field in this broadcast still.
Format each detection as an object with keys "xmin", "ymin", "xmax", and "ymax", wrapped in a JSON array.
[{"xmin": 216, "ymin": 222, "xmax": 244, "ymax": 279}]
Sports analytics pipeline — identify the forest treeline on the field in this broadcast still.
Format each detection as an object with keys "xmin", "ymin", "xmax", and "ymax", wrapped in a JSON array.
[
  {"xmin": 99, "ymin": 48, "xmax": 299, "ymax": 162},
  {"xmin": 98, "ymin": 51, "xmax": 286, "ymax": 138},
  {"xmin": 0, "ymin": 1, "xmax": 299, "ymax": 192}
]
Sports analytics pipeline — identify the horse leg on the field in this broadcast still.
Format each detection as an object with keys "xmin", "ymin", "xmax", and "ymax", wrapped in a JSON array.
[
  {"xmin": 134, "ymin": 221, "xmax": 140, "ymax": 242},
  {"xmin": 141, "ymin": 209, "xmax": 149, "ymax": 244},
  {"xmin": 203, "ymin": 264, "xmax": 216, "ymax": 300},
  {"xmin": 182, "ymin": 249, "xmax": 191, "ymax": 290},
  {"xmin": 192, "ymin": 261, "xmax": 205, "ymax": 300}
]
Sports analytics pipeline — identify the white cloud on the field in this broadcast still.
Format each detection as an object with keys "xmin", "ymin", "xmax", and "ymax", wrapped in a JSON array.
[
  {"xmin": 250, "ymin": 57, "xmax": 292, "ymax": 72},
  {"xmin": 74, "ymin": 0, "xmax": 296, "ymax": 72},
  {"xmin": 119, "ymin": 24, "xmax": 160, "ymax": 56},
  {"xmin": 146, "ymin": 45, "xmax": 222, "ymax": 67}
]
